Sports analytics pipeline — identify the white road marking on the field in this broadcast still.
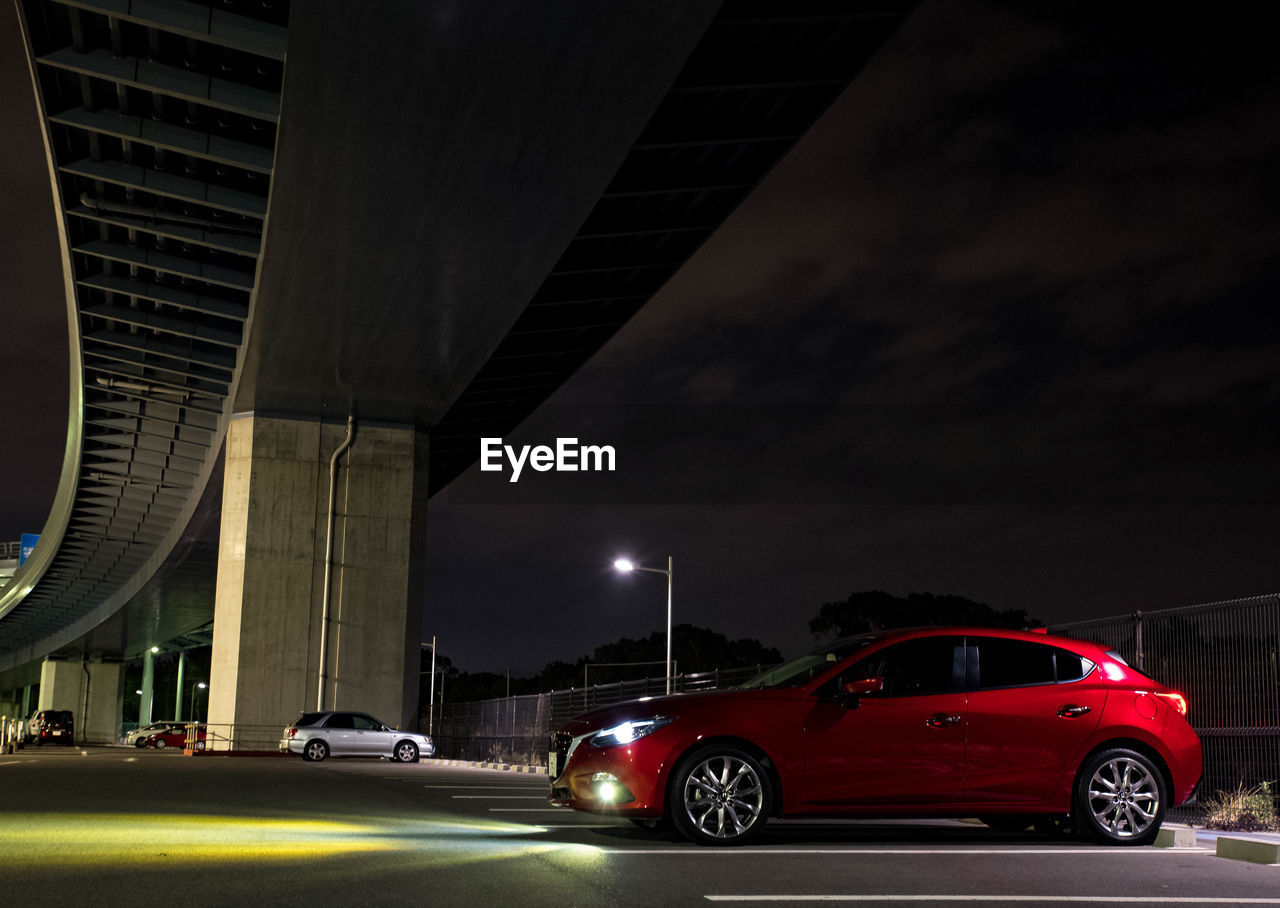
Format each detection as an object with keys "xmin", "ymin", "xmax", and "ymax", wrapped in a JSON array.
[
  {"xmin": 594, "ymin": 848, "xmax": 1212, "ymax": 856},
  {"xmin": 422, "ymin": 778, "xmax": 542, "ymax": 783},
  {"xmin": 452, "ymin": 795, "xmax": 548, "ymax": 800},
  {"xmin": 488, "ymin": 807, "xmax": 570, "ymax": 812},
  {"xmin": 424, "ymin": 785, "xmax": 546, "ymax": 790},
  {"xmin": 705, "ymin": 898, "xmax": 1280, "ymax": 904}
]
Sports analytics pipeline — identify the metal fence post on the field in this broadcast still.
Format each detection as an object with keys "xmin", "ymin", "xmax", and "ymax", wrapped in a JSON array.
[{"xmin": 1134, "ymin": 610, "xmax": 1144, "ymax": 672}]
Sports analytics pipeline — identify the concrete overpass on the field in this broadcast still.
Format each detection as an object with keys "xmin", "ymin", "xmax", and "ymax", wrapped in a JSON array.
[{"xmin": 0, "ymin": 0, "xmax": 912, "ymax": 746}]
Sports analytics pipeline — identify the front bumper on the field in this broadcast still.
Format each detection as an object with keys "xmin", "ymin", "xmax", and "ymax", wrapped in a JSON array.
[{"xmin": 548, "ymin": 732, "xmax": 674, "ymax": 815}]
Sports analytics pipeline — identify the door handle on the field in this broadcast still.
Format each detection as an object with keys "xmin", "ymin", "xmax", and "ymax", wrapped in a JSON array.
[
  {"xmin": 925, "ymin": 713, "xmax": 963, "ymax": 728},
  {"xmin": 1057, "ymin": 705, "xmax": 1091, "ymax": 718}
]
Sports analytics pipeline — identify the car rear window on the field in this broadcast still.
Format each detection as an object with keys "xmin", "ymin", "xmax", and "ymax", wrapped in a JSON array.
[{"xmin": 293, "ymin": 712, "xmax": 326, "ymax": 727}]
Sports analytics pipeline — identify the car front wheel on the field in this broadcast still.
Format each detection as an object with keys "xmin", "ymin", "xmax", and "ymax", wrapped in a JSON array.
[
  {"xmin": 393, "ymin": 741, "xmax": 419, "ymax": 763},
  {"xmin": 302, "ymin": 739, "xmax": 329, "ymax": 762},
  {"xmin": 670, "ymin": 746, "xmax": 772, "ymax": 846},
  {"xmin": 1074, "ymin": 747, "xmax": 1166, "ymax": 846},
  {"xmin": 153, "ymin": 738, "xmax": 166, "ymax": 749}
]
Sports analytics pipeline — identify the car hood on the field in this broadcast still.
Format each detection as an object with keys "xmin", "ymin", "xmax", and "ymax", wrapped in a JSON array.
[{"xmin": 558, "ymin": 687, "xmax": 801, "ymax": 736}]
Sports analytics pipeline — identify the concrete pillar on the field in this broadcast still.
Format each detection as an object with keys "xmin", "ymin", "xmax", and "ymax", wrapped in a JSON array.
[
  {"xmin": 209, "ymin": 415, "xmax": 429, "ymax": 750},
  {"xmin": 175, "ymin": 650, "xmax": 186, "ymax": 722},
  {"xmin": 32, "ymin": 659, "xmax": 124, "ymax": 744},
  {"xmin": 81, "ymin": 662, "xmax": 124, "ymax": 744},
  {"xmin": 140, "ymin": 649, "xmax": 155, "ymax": 725},
  {"xmin": 38, "ymin": 659, "xmax": 80, "ymax": 711}
]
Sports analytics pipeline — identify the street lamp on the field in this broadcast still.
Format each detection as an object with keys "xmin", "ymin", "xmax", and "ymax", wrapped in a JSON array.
[
  {"xmin": 190, "ymin": 681, "xmax": 207, "ymax": 722},
  {"xmin": 422, "ymin": 637, "xmax": 437, "ymax": 736},
  {"xmin": 613, "ymin": 556, "xmax": 674, "ymax": 694}
]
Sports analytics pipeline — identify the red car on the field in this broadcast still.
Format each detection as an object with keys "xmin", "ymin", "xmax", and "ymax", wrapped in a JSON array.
[
  {"xmin": 549, "ymin": 626, "xmax": 1202, "ymax": 846},
  {"xmin": 147, "ymin": 725, "xmax": 206, "ymax": 751}
]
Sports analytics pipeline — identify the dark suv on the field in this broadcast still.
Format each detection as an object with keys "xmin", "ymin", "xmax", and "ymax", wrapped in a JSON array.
[{"xmin": 27, "ymin": 710, "xmax": 74, "ymax": 746}]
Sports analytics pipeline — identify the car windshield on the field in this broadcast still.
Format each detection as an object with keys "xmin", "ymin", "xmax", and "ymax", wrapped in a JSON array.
[{"xmin": 739, "ymin": 636, "xmax": 878, "ymax": 689}]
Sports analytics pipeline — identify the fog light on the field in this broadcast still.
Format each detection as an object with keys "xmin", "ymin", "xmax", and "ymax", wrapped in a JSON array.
[{"xmin": 591, "ymin": 772, "xmax": 633, "ymax": 804}]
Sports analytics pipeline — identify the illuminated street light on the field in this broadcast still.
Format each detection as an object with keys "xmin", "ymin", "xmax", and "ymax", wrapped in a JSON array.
[
  {"xmin": 190, "ymin": 681, "xmax": 207, "ymax": 722},
  {"xmin": 613, "ymin": 556, "xmax": 674, "ymax": 694}
]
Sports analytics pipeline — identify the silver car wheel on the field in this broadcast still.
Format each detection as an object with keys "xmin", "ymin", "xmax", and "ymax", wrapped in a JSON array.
[
  {"xmin": 303, "ymin": 739, "xmax": 328, "ymax": 762},
  {"xmin": 680, "ymin": 754, "xmax": 766, "ymax": 840},
  {"xmin": 395, "ymin": 741, "xmax": 418, "ymax": 763},
  {"xmin": 1086, "ymin": 756, "xmax": 1160, "ymax": 837}
]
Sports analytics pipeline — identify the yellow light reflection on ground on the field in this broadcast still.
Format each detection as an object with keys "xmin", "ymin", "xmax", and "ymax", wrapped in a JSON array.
[{"xmin": 0, "ymin": 813, "xmax": 605, "ymax": 870}]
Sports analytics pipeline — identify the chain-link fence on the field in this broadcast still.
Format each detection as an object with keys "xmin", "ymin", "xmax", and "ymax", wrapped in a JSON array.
[
  {"xmin": 1049, "ymin": 593, "xmax": 1280, "ymax": 806},
  {"xmin": 427, "ymin": 665, "xmax": 769, "ymax": 766}
]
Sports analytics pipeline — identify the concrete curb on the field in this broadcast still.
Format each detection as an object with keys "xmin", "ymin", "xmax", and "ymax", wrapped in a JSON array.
[
  {"xmin": 1213, "ymin": 836, "xmax": 1280, "ymax": 865},
  {"xmin": 1155, "ymin": 824, "xmax": 1197, "ymax": 848},
  {"xmin": 427, "ymin": 758, "xmax": 546, "ymax": 774}
]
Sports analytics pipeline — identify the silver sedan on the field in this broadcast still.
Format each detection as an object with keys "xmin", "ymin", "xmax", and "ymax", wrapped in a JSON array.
[{"xmin": 279, "ymin": 710, "xmax": 434, "ymax": 763}]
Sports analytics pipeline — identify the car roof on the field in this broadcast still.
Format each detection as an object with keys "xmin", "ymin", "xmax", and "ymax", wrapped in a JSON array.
[{"xmin": 828, "ymin": 625, "xmax": 1104, "ymax": 654}]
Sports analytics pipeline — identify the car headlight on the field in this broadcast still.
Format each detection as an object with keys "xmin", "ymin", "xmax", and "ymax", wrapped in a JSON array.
[{"xmin": 589, "ymin": 717, "xmax": 674, "ymax": 748}]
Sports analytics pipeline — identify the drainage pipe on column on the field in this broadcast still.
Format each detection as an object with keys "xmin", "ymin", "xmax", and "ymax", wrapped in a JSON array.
[{"xmin": 318, "ymin": 415, "xmax": 355, "ymax": 712}]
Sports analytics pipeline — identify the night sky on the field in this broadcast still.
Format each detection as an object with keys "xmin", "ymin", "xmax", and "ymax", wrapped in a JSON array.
[{"xmin": 5, "ymin": 4, "xmax": 1279, "ymax": 676}]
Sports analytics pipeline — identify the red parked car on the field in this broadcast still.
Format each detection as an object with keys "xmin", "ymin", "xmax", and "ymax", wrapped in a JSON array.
[
  {"xmin": 549, "ymin": 627, "xmax": 1202, "ymax": 846},
  {"xmin": 147, "ymin": 724, "xmax": 206, "ymax": 751}
]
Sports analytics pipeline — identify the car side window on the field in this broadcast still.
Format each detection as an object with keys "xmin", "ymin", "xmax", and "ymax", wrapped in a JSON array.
[
  {"xmin": 351, "ymin": 715, "xmax": 381, "ymax": 731},
  {"xmin": 1053, "ymin": 647, "xmax": 1094, "ymax": 682},
  {"xmin": 971, "ymin": 637, "xmax": 1058, "ymax": 689},
  {"xmin": 325, "ymin": 713, "xmax": 354, "ymax": 729},
  {"xmin": 854, "ymin": 636, "xmax": 965, "ymax": 698}
]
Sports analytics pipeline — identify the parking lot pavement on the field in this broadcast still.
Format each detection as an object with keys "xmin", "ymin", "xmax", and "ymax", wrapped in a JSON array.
[{"xmin": 1, "ymin": 748, "xmax": 1276, "ymax": 906}]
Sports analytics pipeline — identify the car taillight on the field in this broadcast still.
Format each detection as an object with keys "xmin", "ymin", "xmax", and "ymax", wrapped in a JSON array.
[
  {"xmin": 1155, "ymin": 691, "xmax": 1188, "ymax": 717},
  {"xmin": 288, "ymin": 728, "xmax": 298, "ymax": 738}
]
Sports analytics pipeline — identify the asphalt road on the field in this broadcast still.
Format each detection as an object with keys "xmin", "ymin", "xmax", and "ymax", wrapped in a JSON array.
[{"xmin": 1, "ymin": 747, "xmax": 1276, "ymax": 906}]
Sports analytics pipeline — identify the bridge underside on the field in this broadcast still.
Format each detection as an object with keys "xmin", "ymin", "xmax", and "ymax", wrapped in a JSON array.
[{"xmin": 1, "ymin": 0, "xmax": 914, "ymax": 740}]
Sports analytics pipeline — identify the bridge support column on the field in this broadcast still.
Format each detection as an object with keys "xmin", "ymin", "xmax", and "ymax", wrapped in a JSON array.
[{"xmin": 209, "ymin": 414, "xmax": 429, "ymax": 750}]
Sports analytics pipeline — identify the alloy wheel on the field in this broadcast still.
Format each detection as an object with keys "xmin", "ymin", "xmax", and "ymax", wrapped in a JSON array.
[
  {"xmin": 680, "ymin": 753, "xmax": 766, "ymax": 840},
  {"xmin": 1086, "ymin": 756, "xmax": 1160, "ymax": 838}
]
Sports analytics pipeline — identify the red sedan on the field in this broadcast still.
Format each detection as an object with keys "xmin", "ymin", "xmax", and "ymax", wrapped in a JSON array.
[
  {"xmin": 549, "ymin": 626, "xmax": 1202, "ymax": 846},
  {"xmin": 147, "ymin": 725, "xmax": 206, "ymax": 751}
]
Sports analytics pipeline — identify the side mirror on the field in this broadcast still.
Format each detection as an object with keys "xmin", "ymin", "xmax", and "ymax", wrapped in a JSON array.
[{"xmin": 840, "ymin": 676, "xmax": 885, "ymax": 709}]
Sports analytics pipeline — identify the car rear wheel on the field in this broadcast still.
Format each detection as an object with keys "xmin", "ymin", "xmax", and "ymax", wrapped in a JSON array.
[
  {"xmin": 393, "ymin": 741, "xmax": 419, "ymax": 763},
  {"xmin": 670, "ymin": 746, "xmax": 772, "ymax": 846},
  {"xmin": 1074, "ymin": 747, "xmax": 1166, "ymax": 846},
  {"xmin": 302, "ymin": 739, "xmax": 329, "ymax": 762}
]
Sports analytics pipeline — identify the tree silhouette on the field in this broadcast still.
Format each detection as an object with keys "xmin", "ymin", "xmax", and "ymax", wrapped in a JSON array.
[{"xmin": 809, "ymin": 590, "xmax": 1039, "ymax": 640}]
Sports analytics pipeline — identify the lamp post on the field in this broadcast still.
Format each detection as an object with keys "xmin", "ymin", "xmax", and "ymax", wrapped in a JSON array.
[
  {"xmin": 422, "ymin": 637, "xmax": 437, "ymax": 736},
  {"xmin": 190, "ymin": 681, "xmax": 207, "ymax": 722},
  {"xmin": 613, "ymin": 556, "xmax": 674, "ymax": 694}
]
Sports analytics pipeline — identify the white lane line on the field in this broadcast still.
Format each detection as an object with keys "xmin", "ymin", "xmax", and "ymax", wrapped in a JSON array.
[
  {"xmin": 488, "ymin": 808, "xmax": 570, "ymax": 812},
  {"xmin": 425, "ymin": 785, "xmax": 546, "ymax": 790},
  {"xmin": 593, "ymin": 848, "xmax": 1212, "ymax": 856},
  {"xmin": 534, "ymin": 824, "xmax": 628, "ymax": 829},
  {"xmin": 706, "ymin": 897, "xmax": 1280, "ymax": 904},
  {"xmin": 452, "ymin": 795, "xmax": 548, "ymax": 800}
]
